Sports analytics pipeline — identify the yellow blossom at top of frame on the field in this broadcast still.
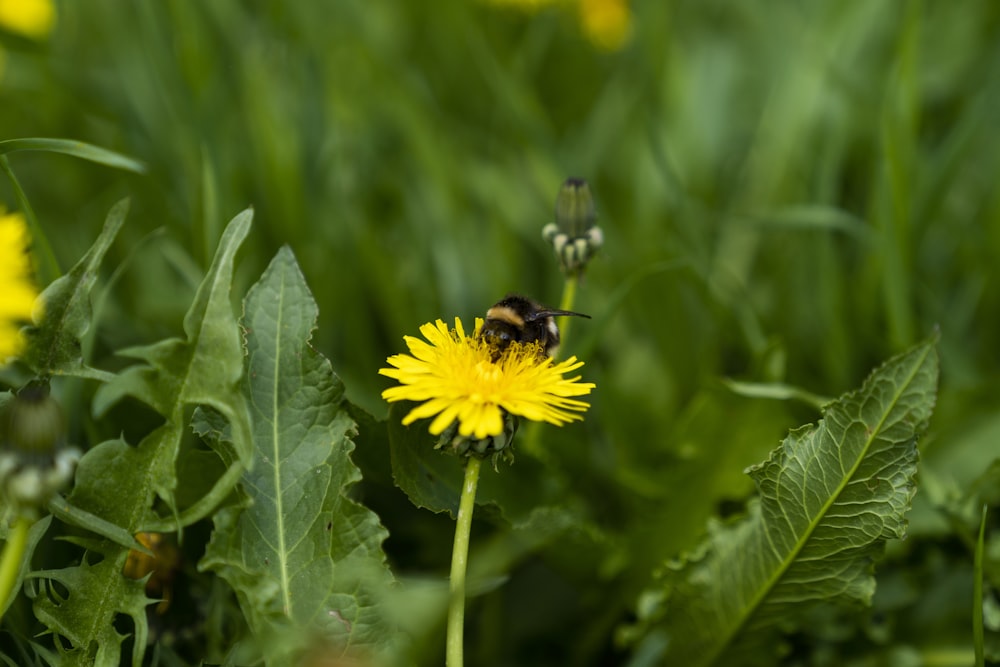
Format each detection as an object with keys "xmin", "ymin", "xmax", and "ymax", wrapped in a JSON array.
[
  {"xmin": 482, "ymin": 0, "xmax": 632, "ymax": 52},
  {"xmin": 0, "ymin": 0, "xmax": 56, "ymax": 39},
  {"xmin": 578, "ymin": 0, "xmax": 632, "ymax": 51},
  {"xmin": 0, "ymin": 211, "xmax": 41, "ymax": 362},
  {"xmin": 379, "ymin": 317, "xmax": 595, "ymax": 441}
]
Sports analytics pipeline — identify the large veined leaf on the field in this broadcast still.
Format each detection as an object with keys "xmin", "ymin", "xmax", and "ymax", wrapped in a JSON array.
[
  {"xmin": 200, "ymin": 247, "xmax": 394, "ymax": 662},
  {"xmin": 91, "ymin": 209, "xmax": 254, "ymax": 530},
  {"xmin": 632, "ymin": 337, "xmax": 938, "ymax": 666},
  {"xmin": 23, "ymin": 199, "xmax": 127, "ymax": 382}
]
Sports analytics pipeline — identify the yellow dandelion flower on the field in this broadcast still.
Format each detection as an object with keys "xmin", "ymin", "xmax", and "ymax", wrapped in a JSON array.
[
  {"xmin": 0, "ymin": 211, "xmax": 40, "ymax": 362},
  {"xmin": 380, "ymin": 317, "xmax": 595, "ymax": 441},
  {"xmin": 0, "ymin": 0, "xmax": 56, "ymax": 39}
]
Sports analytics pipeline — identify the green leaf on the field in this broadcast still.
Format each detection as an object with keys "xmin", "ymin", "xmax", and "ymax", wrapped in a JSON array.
[
  {"xmin": 29, "ymin": 446, "xmax": 154, "ymax": 666},
  {"xmin": 386, "ymin": 402, "xmax": 563, "ymax": 523},
  {"xmin": 45, "ymin": 495, "xmax": 143, "ymax": 553},
  {"xmin": 200, "ymin": 247, "xmax": 394, "ymax": 661},
  {"xmin": 23, "ymin": 199, "xmax": 128, "ymax": 381},
  {"xmin": 28, "ymin": 211, "xmax": 255, "ymax": 665},
  {"xmin": 634, "ymin": 337, "xmax": 939, "ymax": 667},
  {"xmin": 30, "ymin": 436, "xmax": 158, "ymax": 667},
  {"xmin": 0, "ymin": 138, "xmax": 146, "ymax": 173},
  {"xmin": 387, "ymin": 402, "xmax": 464, "ymax": 516},
  {"xmin": 29, "ymin": 555, "xmax": 150, "ymax": 667},
  {"xmin": 720, "ymin": 378, "xmax": 830, "ymax": 411},
  {"xmin": 91, "ymin": 208, "xmax": 254, "ymax": 529}
]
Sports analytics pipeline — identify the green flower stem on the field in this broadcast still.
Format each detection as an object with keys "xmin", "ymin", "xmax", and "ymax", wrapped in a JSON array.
[
  {"xmin": 556, "ymin": 273, "xmax": 580, "ymax": 352},
  {"xmin": 447, "ymin": 456, "xmax": 482, "ymax": 667},
  {"xmin": 0, "ymin": 515, "xmax": 32, "ymax": 620}
]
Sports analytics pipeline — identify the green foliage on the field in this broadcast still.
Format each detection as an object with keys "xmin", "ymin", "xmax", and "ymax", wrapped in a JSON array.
[
  {"xmin": 0, "ymin": 1, "xmax": 999, "ymax": 665},
  {"xmin": 23, "ymin": 199, "xmax": 126, "ymax": 382},
  {"xmin": 31, "ymin": 552, "xmax": 149, "ymax": 667},
  {"xmin": 89, "ymin": 210, "xmax": 253, "ymax": 531},
  {"xmin": 629, "ymin": 338, "xmax": 938, "ymax": 666},
  {"xmin": 201, "ymin": 247, "xmax": 395, "ymax": 663}
]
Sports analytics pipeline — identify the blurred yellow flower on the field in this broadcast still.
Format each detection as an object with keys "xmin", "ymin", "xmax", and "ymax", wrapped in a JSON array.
[
  {"xmin": 0, "ymin": 0, "xmax": 56, "ymax": 39},
  {"xmin": 578, "ymin": 0, "xmax": 632, "ymax": 51},
  {"xmin": 0, "ymin": 212, "xmax": 40, "ymax": 362},
  {"xmin": 380, "ymin": 317, "xmax": 594, "ymax": 440},
  {"xmin": 482, "ymin": 0, "xmax": 632, "ymax": 51}
]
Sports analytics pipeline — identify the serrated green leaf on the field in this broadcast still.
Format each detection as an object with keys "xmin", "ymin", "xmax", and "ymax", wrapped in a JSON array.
[
  {"xmin": 91, "ymin": 209, "xmax": 254, "ymax": 530},
  {"xmin": 28, "ymin": 555, "xmax": 150, "ymax": 667},
  {"xmin": 200, "ymin": 247, "xmax": 394, "ymax": 661},
  {"xmin": 640, "ymin": 337, "xmax": 939, "ymax": 667},
  {"xmin": 22, "ymin": 200, "xmax": 128, "ymax": 381},
  {"xmin": 31, "ymin": 437, "xmax": 158, "ymax": 666}
]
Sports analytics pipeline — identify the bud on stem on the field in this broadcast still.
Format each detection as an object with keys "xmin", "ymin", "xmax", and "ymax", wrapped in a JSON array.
[
  {"xmin": 543, "ymin": 178, "xmax": 604, "ymax": 277},
  {"xmin": 0, "ymin": 380, "xmax": 80, "ymax": 513}
]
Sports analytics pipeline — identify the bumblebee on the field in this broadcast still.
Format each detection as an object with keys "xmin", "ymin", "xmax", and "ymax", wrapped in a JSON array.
[{"xmin": 480, "ymin": 294, "xmax": 590, "ymax": 358}]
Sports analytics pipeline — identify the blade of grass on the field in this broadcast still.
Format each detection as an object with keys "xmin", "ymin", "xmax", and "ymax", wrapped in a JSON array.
[
  {"xmin": 974, "ymin": 505, "xmax": 986, "ymax": 667},
  {"xmin": 0, "ymin": 155, "xmax": 60, "ymax": 283},
  {"xmin": 0, "ymin": 138, "xmax": 146, "ymax": 174}
]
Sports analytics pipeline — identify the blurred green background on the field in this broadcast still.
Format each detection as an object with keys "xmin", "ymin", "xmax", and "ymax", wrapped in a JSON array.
[{"xmin": 3, "ymin": 0, "xmax": 1000, "ymax": 663}]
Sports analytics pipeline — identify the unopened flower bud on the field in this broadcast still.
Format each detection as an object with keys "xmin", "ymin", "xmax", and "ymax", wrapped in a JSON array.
[
  {"xmin": 545, "ymin": 178, "xmax": 604, "ymax": 276},
  {"xmin": 435, "ymin": 413, "xmax": 519, "ymax": 467},
  {"xmin": 0, "ymin": 380, "xmax": 80, "ymax": 512}
]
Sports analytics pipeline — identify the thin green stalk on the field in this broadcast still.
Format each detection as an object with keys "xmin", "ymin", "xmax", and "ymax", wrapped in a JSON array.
[
  {"xmin": 447, "ymin": 456, "xmax": 482, "ymax": 667},
  {"xmin": 0, "ymin": 515, "xmax": 32, "ymax": 621},
  {"xmin": 556, "ymin": 274, "xmax": 580, "ymax": 351}
]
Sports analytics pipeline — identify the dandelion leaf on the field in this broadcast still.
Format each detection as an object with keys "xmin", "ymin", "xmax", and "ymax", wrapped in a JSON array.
[
  {"xmin": 633, "ymin": 337, "xmax": 938, "ymax": 667},
  {"xmin": 91, "ymin": 209, "xmax": 254, "ymax": 530},
  {"xmin": 29, "ymin": 552, "xmax": 150, "ymax": 667},
  {"xmin": 29, "ymin": 434, "xmax": 173, "ymax": 667},
  {"xmin": 23, "ymin": 199, "xmax": 127, "ymax": 381},
  {"xmin": 200, "ymin": 247, "xmax": 394, "ymax": 662},
  {"xmin": 386, "ymin": 403, "xmax": 466, "ymax": 516}
]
